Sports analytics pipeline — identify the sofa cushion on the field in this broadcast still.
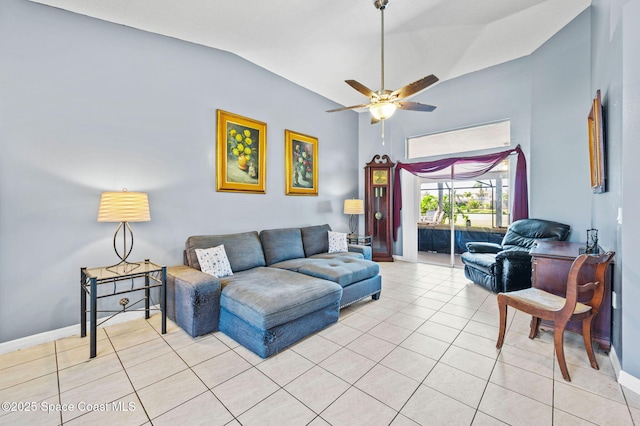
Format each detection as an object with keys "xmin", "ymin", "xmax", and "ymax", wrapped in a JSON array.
[
  {"xmin": 301, "ymin": 224, "xmax": 331, "ymax": 257},
  {"xmin": 268, "ymin": 258, "xmax": 310, "ymax": 271},
  {"xmin": 297, "ymin": 258, "xmax": 380, "ymax": 288},
  {"xmin": 219, "ymin": 267, "xmax": 342, "ymax": 330},
  {"xmin": 270, "ymin": 252, "xmax": 366, "ymax": 272},
  {"xmin": 309, "ymin": 252, "xmax": 363, "ymax": 260},
  {"xmin": 259, "ymin": 228, "xmax": 306, "ymax": 265},
  {"xmin": 185, "ymin": 232, "xmax": 266, "ymax": 272}
]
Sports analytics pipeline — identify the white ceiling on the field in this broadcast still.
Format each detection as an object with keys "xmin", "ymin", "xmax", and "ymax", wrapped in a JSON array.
[{"xmin": 30, "ymin": 0, "xmax": 590, "ymax": 108}]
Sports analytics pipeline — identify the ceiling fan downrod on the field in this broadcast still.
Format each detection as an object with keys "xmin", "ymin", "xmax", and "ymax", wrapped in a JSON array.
[{"xmin": 375, "ymin": 0, "xmax": 389, "ymax": 93}]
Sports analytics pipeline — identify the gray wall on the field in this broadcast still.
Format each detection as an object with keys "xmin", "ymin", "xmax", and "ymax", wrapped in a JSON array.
[
  {"xmin": 619, "ymin": 0, "xmax": 640, "ymax": 379},
  {"xmin": 590, "ymin": 0, "xmax": 626, "ymax": 366},
  {"xmin": 0, "ymin": 0, "xmax": 359, "ymax": 342},
  {"xmin": 529, "ymin": 10, "xmax": 592, "ymax": 240},
  {"xmin": 588, "ymin": 0, "xmax": 640, "ymax": 380}
]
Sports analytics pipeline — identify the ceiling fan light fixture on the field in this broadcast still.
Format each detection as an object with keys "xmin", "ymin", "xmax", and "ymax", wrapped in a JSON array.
[{"xmin": 370, "ymin": 102, "xmax": 397, "ymax": 120}]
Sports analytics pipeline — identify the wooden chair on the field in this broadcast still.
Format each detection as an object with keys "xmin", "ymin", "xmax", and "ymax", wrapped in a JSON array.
[{"xmin": 495, "ymin": 251, "xmax": 614, "ymax": 381}]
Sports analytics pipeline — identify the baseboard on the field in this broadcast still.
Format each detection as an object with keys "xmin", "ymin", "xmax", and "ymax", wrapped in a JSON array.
[
  {"xmin": 610, "ymin": 345, "xmax": 640, "ymax": 395},
  {"xmin": 610, "ymin": 345, "xmax": 622, "ymax": 376},
  {"xmin": 0, "ymin": 307, "xmax": 157, "ymax": 356},
  {"xmin": 619, "ymin": 370, "xmax": 640, "ymax": 395}
]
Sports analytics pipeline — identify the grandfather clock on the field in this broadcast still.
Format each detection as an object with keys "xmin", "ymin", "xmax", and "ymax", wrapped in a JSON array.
[{"xmin": 365, "ymin": 154, "xmax": 395, "ymax": 262}]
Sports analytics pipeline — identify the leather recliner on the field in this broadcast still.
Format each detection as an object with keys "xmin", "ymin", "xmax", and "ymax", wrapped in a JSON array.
[{"xmin": 461, "ymin": 218, "xmax": 571, "ymax": 293}]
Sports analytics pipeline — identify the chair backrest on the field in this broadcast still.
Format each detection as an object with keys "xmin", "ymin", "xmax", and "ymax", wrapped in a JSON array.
[
  {"xmin": 433, "ymin": 210, "xmax": 444, "ymax": 224},
  {"xmin": 422, "ymin": 210, "xmax": 435, "ymax": 222},
  {"xmin": 420, "ymin": 209, "xmax": 441, "ymax": 225},
  {"xmin": 562, "ymin": 251, "xmax": 615, "ymax": 317},
  {"xmin": 501, "ymin": 218, "xmax": 571, "ymax": 250}
]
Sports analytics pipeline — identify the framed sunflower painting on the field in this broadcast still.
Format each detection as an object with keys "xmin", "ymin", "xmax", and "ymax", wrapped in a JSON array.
[{"xmin": 216, "ymin": 110, "xmax": 266, "ymax": 193}]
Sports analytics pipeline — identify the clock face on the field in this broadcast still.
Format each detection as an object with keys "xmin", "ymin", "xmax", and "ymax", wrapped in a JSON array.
[{"xmin": 373, "ymin": 170, "xmax": 388, "ymax": 185}]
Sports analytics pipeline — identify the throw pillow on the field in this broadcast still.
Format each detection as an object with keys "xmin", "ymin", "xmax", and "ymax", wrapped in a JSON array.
[
  {"xmin": 328, "ymin": 231, "xmax": 348, "ymax": 253},
  {"xmin": 195, "ymin": 245, "xmax": 233, "ymax": 278}
]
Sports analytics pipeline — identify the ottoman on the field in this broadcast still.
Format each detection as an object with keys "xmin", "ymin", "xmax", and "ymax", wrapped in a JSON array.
[
  {"xmin": 295, "ymin": 257, "xmax": 382, "ymax": 307},
  {"xmin": 219, "ymin": 267, "xmax": 343, "ymax": 358}
]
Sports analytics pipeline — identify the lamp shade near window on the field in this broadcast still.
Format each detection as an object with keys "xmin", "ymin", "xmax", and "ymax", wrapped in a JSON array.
[
  {"xmin": 344, "ymin": 199, "xmax": 364, "ymax": 235},
  {"xmin": 98, "ymin": 189, "xmax": 150, "ymax": 272}
]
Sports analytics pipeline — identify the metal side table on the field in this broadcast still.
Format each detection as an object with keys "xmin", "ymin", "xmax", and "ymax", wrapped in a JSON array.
[
  {"xmin": 347, "ymin": 234, "xmax": 372, "ymax": 246},
  {"xmin": 80, "ymin": 259, "xmax": 166, "ymax": 358}
]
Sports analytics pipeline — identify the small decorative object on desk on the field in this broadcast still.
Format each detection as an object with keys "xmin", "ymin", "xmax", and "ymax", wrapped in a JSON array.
[{"xmin": 580, "ymin": 228, "xmax": 600, "ymax": 254}]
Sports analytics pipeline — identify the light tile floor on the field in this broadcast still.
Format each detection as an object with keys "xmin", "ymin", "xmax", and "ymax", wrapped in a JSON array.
[{"xmin": 1, "ymin": 261, "xmax": 639, "ymax": 425}]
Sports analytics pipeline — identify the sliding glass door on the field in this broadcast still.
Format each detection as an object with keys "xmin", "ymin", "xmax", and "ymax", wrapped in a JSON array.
[{"xmin": 417, "ymin": 169, "xmax": 509, "ymax": 267}]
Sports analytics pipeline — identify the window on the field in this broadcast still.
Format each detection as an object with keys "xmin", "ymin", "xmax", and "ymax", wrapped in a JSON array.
[{"xmin": 408, "ymin": 120, "xmax": 510, "ymax": 159}]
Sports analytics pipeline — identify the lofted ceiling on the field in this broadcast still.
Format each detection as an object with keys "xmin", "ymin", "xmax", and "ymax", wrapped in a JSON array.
[{"xmin": 29, "ymin": 0, "xmax": 591, "ymax": 108}]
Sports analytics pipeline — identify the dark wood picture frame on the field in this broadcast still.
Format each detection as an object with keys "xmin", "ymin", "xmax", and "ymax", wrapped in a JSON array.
[{"xmin": 588, "ymin": 90, "xmax": 605, "ymax": 194}]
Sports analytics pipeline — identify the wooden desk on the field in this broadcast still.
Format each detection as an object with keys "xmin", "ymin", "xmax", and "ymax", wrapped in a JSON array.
[{"xmin": 530, "ymin": 241, "xmax": 611, "ymax": 350}]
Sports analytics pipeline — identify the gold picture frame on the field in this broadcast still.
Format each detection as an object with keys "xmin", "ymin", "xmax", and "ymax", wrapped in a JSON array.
[
  {"xmin": 588, "ymin": 90, "xmax": 605, "ymax": 194},
  {"xmin": 216, "ymin": 110, "xmax": 266, "ymax": 194},
  {"xmin": 285, "ymin": 130, "xmax": 318, "ymax": 196}
]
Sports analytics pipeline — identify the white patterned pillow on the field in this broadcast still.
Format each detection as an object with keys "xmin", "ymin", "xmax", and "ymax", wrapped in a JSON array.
[
  {"xmin": 328, "ymin": 231, "xmax": 348, "ymax": 253},
  {"xmin": 195, "ymin": 245, "xmax": 233, "ymax": 278}
]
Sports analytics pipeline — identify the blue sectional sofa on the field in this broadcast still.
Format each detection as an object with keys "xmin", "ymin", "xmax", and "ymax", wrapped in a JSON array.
[{"xmin": 165, "ymin": 224, "xmax": 382, "ymax": 358}]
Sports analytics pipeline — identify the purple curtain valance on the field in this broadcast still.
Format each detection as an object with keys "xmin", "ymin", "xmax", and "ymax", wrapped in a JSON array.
[{"xmin": 392, "ymin": 145, "xmax": 529, "ymax": 240}]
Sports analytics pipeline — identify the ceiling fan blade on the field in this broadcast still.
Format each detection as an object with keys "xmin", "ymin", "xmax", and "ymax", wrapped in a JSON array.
[
  {"xmin": 397, "ymin": 101, "xmax": 437, "ymax": 112},
  {"xmin": 391, "ymin": 74, "xmax": 439, "ymax": 99},
  {"xmin": 345, "ymin": 80, "xmax": 377, "ymax": 98},
  {"xmin": 326, "ymin": 103, "xmax": 371, "ymax": 113}
]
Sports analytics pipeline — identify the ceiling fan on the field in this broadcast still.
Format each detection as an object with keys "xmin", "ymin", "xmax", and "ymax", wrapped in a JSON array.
[{"xmin": 327, "ymin": 0, "xmax": 439, "ymax": 124}]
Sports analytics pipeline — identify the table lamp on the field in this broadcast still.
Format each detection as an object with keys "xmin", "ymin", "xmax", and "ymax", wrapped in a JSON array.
[
  {"xmin": 98, "ymin": 189, "xmax": 150, "ymax": 272},
  {"xmin": 343, "ymin": 199, "xmax": 364, "ymax": 236}
]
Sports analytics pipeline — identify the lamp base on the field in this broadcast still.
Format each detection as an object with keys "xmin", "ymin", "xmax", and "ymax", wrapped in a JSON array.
[
  {"xmin": 106, "ymin": 222, "xmax": 140, "ymax": 274},
  {"xmin": 348, "ymin": 214, "xmax": 358, "ymax": 235}
]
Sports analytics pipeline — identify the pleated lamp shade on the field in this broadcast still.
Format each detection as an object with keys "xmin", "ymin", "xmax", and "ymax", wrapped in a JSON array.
[
  {"xmin": 97, "ymin": 191, "xmax": 150, "ymax": 223},
  {"xmin": 343, "ymin": 199, "xmax": 364, "ymax": 215}
]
